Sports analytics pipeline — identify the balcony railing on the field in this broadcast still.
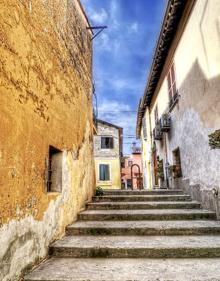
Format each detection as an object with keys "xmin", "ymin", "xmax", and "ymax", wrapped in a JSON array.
[
  {"xmin": 153, "ymin": 123, "xmax": 163, "ymax": 140},
  {"xmin": 160, "ymin": 113, "xmax": 171, "ymax": 132}
]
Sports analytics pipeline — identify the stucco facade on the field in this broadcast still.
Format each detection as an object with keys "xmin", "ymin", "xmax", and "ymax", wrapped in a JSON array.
[
  {"xmin": 121, "ymin": 152, "xmax": 143, "ymax": 190},
  {"xmin": 0, "ymin": 1, "xmax": 95, "ymax": 280},
  {"xmin": 137, "ymin": 0, "xmax": 220, "ymax": 214},
  {"xmin": 94, "ymin": 120, "xmax": 123, "ymax": 189}
]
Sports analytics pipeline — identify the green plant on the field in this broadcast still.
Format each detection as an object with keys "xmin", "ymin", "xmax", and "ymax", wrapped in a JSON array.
[
  {"xmin": 95, "ymin": 186, "xmax": 104, "ymax": 197},
  {"xmin": 209, "ymin": 129, "xmax": 220, "ymax": 149}
]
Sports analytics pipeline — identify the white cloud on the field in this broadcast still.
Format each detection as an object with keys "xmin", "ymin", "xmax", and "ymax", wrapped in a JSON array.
[
  {"xmin": 110, "ymin": 0, "xmax": 120, "ymax": 30},
  {"xmin": 98, "ymin": 100, "xmax": 139, "ymax": 154},
  {"xmin": 97, "ymin": 33, "xmax": 111, "ymax": 51},
  {"xmin": 130, "ymin": 22, "xmax": 139, "ymax": 33},
  {"xmin": 90, "ymin": 8, "xmax": 108, "ymax": 24},
  {"xmin": 106, "ymin": 77, "xmax": 143, "ymax": 94}
]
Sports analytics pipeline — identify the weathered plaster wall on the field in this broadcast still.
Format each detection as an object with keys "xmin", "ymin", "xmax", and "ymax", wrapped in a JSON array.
[
  {"xmin": 94, "ymin": 122, "xmax": 121, "ymax": 189},
  {"xmin": 147, "ymin": 0, "xmax": 220, "ymax": 193},
  {"xmin": 0, "ymin": 0, "xmax": 95, "ymax": 280},
  {"xmin": 141, "ymin": 109, "xmax": 153, "ymax": 189},
  {"xmin": 168, "ymin": 0, "xmax": 220, "ymax": 190},
  {"xmin": 94, "ymin": 122, "xmax": 121, "ymax": 158}
]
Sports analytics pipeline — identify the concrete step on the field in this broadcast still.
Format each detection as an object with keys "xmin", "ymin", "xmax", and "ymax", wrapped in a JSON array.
[
  {"xmin": 78, "ymin": 209, "xmax": 216, "ymax": 221},
  {"xmin": 87, "ymin": 201, "xmax": 201, "ymax": 210},
  {"xmin": 67, "ymin": 220, "xmax": 220, "ymax": 236},
  {"xmin": 102, "ymin": 189, "xmax": 183, "ymax": 195},
  {"xmin": 24, "ymin": 257, "xmax": 220, "ymax": 281},
  {"xmin": 50, "ymin": 235, "xmax": 220, "ymax": 258},
  {"xmin": 93, "ymin": 194, "xmax": 192, "ymax": 202}
]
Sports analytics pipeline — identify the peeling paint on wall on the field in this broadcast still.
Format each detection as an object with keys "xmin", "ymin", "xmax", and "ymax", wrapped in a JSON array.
[{"xmin": 0, "ymin": 0, "xmax": 95, "ymax": 280}]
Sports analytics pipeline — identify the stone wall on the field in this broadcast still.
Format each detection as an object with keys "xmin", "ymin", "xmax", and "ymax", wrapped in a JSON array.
[
  {"xmin": 94, "ymin": 122, "xmax": 121, "ymax": 158},
  {"xmin": 0, "ymin": 1, "xmax": 95, "ymax": 280}
]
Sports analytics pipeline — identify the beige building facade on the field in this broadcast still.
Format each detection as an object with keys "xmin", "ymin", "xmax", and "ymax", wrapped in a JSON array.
[
  {"xmin": 0, "ymin": 1, "xmax": 95, "ymax": 280},
  {"xmin": 94, "ymin": 120, "xmax": 123, "ymax": 189},
  {"xmin": 137, "ymin": 0, "xmax": 220, "ymax": 215}
]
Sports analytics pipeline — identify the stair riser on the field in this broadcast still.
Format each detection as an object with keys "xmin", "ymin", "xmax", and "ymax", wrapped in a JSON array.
[
  {"xmin": 93, "ymin": 196, "xmax": 192, "ymax": 202},
  {"xmin": 78, "ymin": 213, "xmax": 216, "ymax": 221},
  {"xmin": 67, "ymin": 227, "xmax": 220, "ymax": 236},
  {"xmin": 87, "ymin": 203, "xmax": 201, "ymax": 210},
  {"xmin": 103, "ymin": 191, "xmax": 183, "ymax": 196},
  {"xmin": 50, "ymin": 247, "xmax": 220, "ymax": 258}
]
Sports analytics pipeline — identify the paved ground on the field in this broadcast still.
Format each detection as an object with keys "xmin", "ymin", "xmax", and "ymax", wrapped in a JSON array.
[
  {"xmin": 67, "ymin": 219, "xmax": 220, "ymax": 235},
  {"xmin": 25, "ymin": 257, "xmax": 220, "ymax": 281},
  {"xmin": 24, "ymin": 189, "xmax": 220, "ymax": 280}
]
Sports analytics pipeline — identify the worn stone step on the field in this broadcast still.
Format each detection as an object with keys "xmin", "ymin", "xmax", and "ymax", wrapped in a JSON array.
[
  {"xmin": 102, "ymin": 189, "xmax": 183, "ymax": 195},
  {"xmin": 87, "ymin": 201, "xmax": 201, "ymax": 210},
  {"xmin": 50, "ymin": 235, "xmax": 220, "ymax": 258},
  {"xmin": 78, "ymin": 209, "xmax": 216, "ymax": 221},
  {"xmin": 24, "ymin": 257, "xmax": 220, "ymax": 281},
  {"xmin": 66, "ymin": 220, "xmax": 220, "ymax": 236},
  {"xmin": 93, "ymin": 194, "xmax": 192, "ymax": 202}
]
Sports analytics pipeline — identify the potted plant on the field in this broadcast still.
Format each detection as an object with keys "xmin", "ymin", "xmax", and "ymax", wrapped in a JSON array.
[
  {"xmin": 209, "ymin": 129, "xmax": 220, "ymax": 149},
  {"xmin": 95, "ymin": 186, "xmax": 103, "ymax": 197}
]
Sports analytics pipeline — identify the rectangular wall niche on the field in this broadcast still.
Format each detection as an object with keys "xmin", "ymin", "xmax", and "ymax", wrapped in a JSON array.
[{"xmin": 47, "ymin": 146, "xmax": 63, "ymax": 192}]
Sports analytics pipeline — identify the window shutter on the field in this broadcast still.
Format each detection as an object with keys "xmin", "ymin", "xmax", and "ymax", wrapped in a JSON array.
[
  {"xmin": 99, "ymin": 164, "xmax": 110, "ymax": 181},
  {"xmin": 109, "ymin": 137, "xmax": 114, "ymax": 148}
]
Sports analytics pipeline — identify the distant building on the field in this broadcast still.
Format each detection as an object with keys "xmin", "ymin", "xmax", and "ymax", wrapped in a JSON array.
[
  {"xmin": 94, "ymin": 120, "xmax": 123, "ymax": 189},
  {"xmin": 121, "ymin": 144, "xmax": 143, "ymax": 189},
  {"xmin": 137, "ymin": 0, "xmax": 220, "ymax": 214}
]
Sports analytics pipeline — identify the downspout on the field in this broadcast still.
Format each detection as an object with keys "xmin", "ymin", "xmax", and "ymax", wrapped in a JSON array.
[{"xmin": 164, "ymin": 133, "xmax": 169, "ymax": 188}]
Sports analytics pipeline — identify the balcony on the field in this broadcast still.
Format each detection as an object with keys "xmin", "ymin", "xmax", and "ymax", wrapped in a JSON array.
[
  {"xmin": 153, "ymin": 123, "xmax": 163, "ymax": 140},
  {"xmin": 160, "ymin": 113, "xmax": 171, "ymax": 132}
]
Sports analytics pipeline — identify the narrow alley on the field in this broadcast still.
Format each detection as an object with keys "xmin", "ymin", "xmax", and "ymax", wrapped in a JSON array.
[{"xmin": 1, "ymin": 0, "xmax": 220, "ymax": 280}]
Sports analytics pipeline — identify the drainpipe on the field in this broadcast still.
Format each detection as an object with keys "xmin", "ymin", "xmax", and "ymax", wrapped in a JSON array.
[
  {"xmin": 164, "ymin": 133, "xmax": 169, "ymax": 189},
  {"xmin": 149, "ymin": 107, "xmax": 154, "ymax": 189}
]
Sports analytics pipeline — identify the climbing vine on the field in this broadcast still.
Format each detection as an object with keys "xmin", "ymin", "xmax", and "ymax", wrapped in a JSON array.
[{"xmin": 209, "ymin": 129, "xmax": 220, "ymax": 149}]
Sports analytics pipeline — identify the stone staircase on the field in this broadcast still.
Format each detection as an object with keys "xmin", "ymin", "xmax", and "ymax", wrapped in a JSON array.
[{"xmin": 25, "ymin": 189, "xmax": 220, "ymax": 281}]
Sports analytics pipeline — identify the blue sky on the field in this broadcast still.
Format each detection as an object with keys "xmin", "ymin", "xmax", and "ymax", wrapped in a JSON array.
[{"xmin": 81, "ymin": 0, "xmax": 167, "ymax": 155}]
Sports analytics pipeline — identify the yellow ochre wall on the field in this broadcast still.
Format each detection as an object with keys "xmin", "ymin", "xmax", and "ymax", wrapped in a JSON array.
[
  {"xmin": 0, "ymin": 1, "xmax": 95, "ymax": 280},
  {"xmin": 95, "ymin": 158, "xmax": 121, "ymax": 189}
]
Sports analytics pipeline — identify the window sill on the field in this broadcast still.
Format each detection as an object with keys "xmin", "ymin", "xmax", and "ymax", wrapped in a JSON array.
[
  {"xmin": 46, "ymin": 192, "xmax": 61, "ymax": 198},
  {"xmin": 98, "ymin": 181, "xmax": 112, "ymax": 185}
]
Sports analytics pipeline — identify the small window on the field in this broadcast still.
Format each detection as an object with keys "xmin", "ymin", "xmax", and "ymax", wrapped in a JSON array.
[
  {"xmin": 101, "ymin": 137, "xmax": 114, "ymax": 149},
  {"xmin": 128, "ymin": 160, "xmax": 133, "ymax": 167},
  {"xmin": 99, "ymin": 164, "xmax": 110, "ymax": 181},
  {"xmin": 47, "ymin": 146, "xmax": 63, "ymax": 192},
  {"xmin": 167, "ymin": 63, "xmax": 177, "ymax": 102}
]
